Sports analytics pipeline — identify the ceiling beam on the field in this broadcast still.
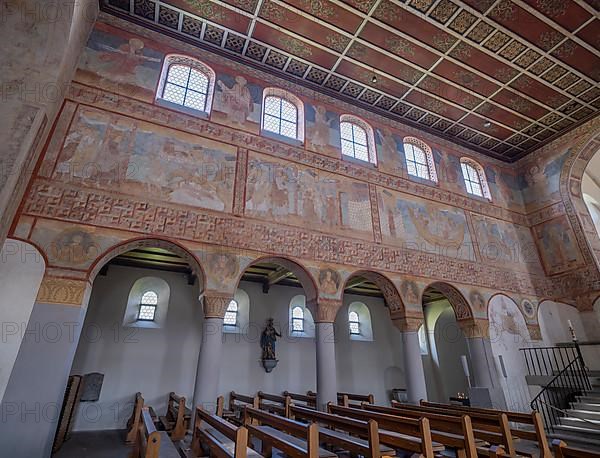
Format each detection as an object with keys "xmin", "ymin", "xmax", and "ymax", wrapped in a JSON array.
[
  {"xmin": 263, "ymin": 267, "xmax": 293, "ymax": 293},
  {"xmin": 345, "ymin": 277, "xmax": 368, "ymax": 290}
]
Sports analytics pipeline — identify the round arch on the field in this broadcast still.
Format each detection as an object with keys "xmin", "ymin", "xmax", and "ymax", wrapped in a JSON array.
[
  {"xmin": 425, "ymin": 281, "xmax": 474, "ymax": 322},
  {"xmin": 87, "ymin": 237, "xmax": 206, "ymax": 289},
  {"xmin": 342, "ymin": 270, "xmax": 404, "ymax": 318},
  {"xmin": 233, "ymin": 255, "xmax": 319, "ymax": 303},
  {"xmin": 559, "ymin": 124, "xmax": 600, "ymax": 270},
  {"xmin": 486, "ymin": 292, "xmax": 530, "ymax": 324}
]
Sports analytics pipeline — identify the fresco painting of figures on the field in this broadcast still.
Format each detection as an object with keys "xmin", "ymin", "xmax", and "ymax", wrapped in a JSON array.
[
  {"xmin": 519, "ymin": 152, "xmax": 566, "ymax": 212},
  {"xmin": 375, "ymin": 128, "xmax": 406, "ymax": 177},
  {"xmin": 211, "ymin": 73, "xmax": 262, "ymax": 134},
  {"xmin": 486, "ymin": 168, "xmax": 525, "ymax": 212},
  {"xmin": 471, "ymin": 214, "xmax": 542, "ymax": 272},
  {"xmin": 245, "ymin": 152, "xmax": 373, "ymax": 239},
  {"xmin": 533, "ymin": 216, "xmax": 585, "ymax": 275},
  {"xmin": 305, "ymin": 103, "xmax": 342, "ymax": 157},
  {"xmin": 377, "ymin": 187, "xmax": 475, "ymax": 261},
  {"xmin": 54, "ymin": 106, "xmax": 237, "ymax": 212},
  {"xmin": 76, "ymin": 24, "xmax": 164, "ymax": 102}
]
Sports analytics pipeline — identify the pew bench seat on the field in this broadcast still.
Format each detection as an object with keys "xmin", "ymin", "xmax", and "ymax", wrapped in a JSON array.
[
  {"xmin": 250, "ymin": 425, "xmax": 337, "ymax": 458},
  {"xmin": 319, "ymin": 426, "xmax": 396, "ymax": 456},
  {"xmin": 203, "ymin": 426, "xmax": 264, "ymax": 458},
  {"xmin": 158, "ymin": 431, "xmax": 182, "ymax": 458},
  {"xmin": 379, "ymin": 429, "xmax": 445, "ymax": 455}
]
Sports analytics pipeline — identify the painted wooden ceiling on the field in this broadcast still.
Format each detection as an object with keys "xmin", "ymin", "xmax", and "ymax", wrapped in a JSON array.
[{"xmin": 102, "ymin": 0, "xmax": 600, "ymax": 161}]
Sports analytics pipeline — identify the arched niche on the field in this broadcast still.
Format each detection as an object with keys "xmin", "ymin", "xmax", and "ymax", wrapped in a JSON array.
[{"xmin": 342, "ymin": 270, "xmax": 404, "ymax": 319}]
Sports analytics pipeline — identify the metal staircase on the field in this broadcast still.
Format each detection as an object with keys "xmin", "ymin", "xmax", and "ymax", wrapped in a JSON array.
[{"xmin": 521, "ymin": 342, "xmax": 600, "ymax": 451}]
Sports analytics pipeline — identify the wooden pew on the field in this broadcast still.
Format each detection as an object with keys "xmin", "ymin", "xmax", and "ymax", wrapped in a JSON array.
[
  {"xmin": 190, "ymin": 406, "xmax": 263, "ymax": 458},
  {"xmin": 363, "ymin": 404, "xmax": 505, "ymax": 458},
  {"xmin": 159, "ymin": 392, "xmax": 191, "ymax": 441},
  {"xmin": 419, "ymin": 400, "xmax": 552, "ymax": 458},
  {"xmin": 552, "ymin": 439, "xmax": 600, "ymax": 458},
  {"xmin": 227, "ymin": 392, "xmax": 260, "ymax": 424},
  {"xmin": 130, "ymin": 407, "xmax": 180, "ymax": 458},
  {"xmin": 283, "ymin": 391, "xmax": 317, "ymax": 409},
  {"xmin": 258, "ymin": 391, "xmax": 292, "ymax": 417},
  {"xmin": 126, "ymin": 392, "xmax": 158, "ymax": 444},
  {"xmin": 328, "ymin": 404, "xmax": 439, "ymax": 458},
  {"xmin": 391, "ymin": 402, "xmax": 516, "ymax": 457},
  {"xmin": 337, "ymin": 391, "xmax": 374, "ymax": 406},
  {"xmin": 243, "ymin": 406, "xmax": 337, "ymax": 458},
  {"xmin": 290, "ymin": 404, "xmax": 395, "ymax": 458}
]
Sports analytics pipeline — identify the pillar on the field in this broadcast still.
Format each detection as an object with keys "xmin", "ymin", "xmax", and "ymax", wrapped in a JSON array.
[
  {"xmin": 192, "ymin": 294, "xmax": 231, "ymax": 412},
  {"xmin": 460, "ymin": 318, "xmax": 506, "ymax": 408},
  {"xmin": 0, "ymin": 275, "xmax": 91, "ymax": 458},
  {"xmin": 393, "ymin": 315, "xmax": 428, "ymax": 403},
  {"xmin": 309, "ymin": 299, "xmax": 342, "ymax": 411}
]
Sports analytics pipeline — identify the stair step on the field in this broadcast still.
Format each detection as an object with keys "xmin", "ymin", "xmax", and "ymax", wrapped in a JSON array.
[
  {"xmin": 548, "ymin": 432, "xmax": 600, "ymax": 452},
  {"xmin": 560, "ymin": 417, "xmax": 600, "ymax": 430},
  {"xmin": 572, "ymin": 402, "xmax": 600, "ymax": 412},
  {"xmin": 577, "ymin": 396, "xmax": 600, "ymax": 404},
  {"xmin": 567, "ymin": 410, "xmax": 600, "ymax": 421},
  {"xmin": 553, "ymin": 424, "xmax": 600, "ymax": 438}
]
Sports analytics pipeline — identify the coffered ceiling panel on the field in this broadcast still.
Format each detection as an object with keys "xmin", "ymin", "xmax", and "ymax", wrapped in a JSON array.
[{"xmin": 102, "ymin": 0, "xmax": 600, "ymax": 161}]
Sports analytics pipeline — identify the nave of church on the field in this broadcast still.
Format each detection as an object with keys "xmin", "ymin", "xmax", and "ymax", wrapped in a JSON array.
[{"xmin": 1, "ymin": 0, "xmax": 600, "ymax": 457}]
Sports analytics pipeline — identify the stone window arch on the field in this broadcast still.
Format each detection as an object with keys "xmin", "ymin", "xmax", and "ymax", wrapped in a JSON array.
[
  {"xmin": 156, "ymin": 54, "xmax": 216, "ymax": 115},
  {"xmin": 261, "ymin": 87, "xmax": 305, "ymax": 142},
  {"xmin": 288, "ymin": 295, "xmax": 315, "ymax": 338},
  {"xmin": 403, "ymin": 136, "xmax": 437, "ymax": 182},
  {"xmin": 460, "ymin": 157, "xmax": 491, "ymax": 200},
  {"xmin": 348, "ymin": 301, "xmax": 373, "ymax": 341},
  {"xmin": 340, "ymin": 114, "xmax": 377, "ymax": 165},
  {"xmin": 123, "ymin": 277, "xmax": 170, "ymax": 328}
]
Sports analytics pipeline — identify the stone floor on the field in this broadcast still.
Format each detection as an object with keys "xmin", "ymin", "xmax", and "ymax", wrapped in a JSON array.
[{"xmin": 53, "ymin": 429, "xmax": 131, "ymax": 458}]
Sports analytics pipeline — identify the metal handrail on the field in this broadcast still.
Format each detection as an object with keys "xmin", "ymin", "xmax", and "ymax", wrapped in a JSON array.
[{"xmin": 536, "ymin": 398, "xmax": 598, "ymax": 427}]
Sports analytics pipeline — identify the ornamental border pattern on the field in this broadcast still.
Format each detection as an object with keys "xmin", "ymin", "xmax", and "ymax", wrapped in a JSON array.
[{"xmin": 23, "ymin": 179, "xmax": 552, "ymax": 297}]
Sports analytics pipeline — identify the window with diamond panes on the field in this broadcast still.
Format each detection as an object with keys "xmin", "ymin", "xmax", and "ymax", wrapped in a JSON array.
[
  {"xmin": 262, "ymin": 96, "xmax": 298, "ymax": 139},
  {"xmin": 224, "ymin": 300, "xmax": 238, "ymax": 326},
  {"xmin": 340, "ymin": 122, "xmax": 370, "ymax": 162},
  {"xmin": 460, "ymin": 158, "xmax": 491, "ymax": 199},
  {"xmin": 162, "ymin": 64, "xmax": 210, "ymax": 112},
  {"xmin": 404, "ymin": 142, "xmax": 433, "ymax": 180},
  {"xmin": 292, "ymin": 306, "xmax": 304, "ymax": 332},
  {"xmin": 349, "ymin": 311, "xmax": 360, "ymax": 335},
  {"xmin": 138, "ymin": 291, "xmax": 158, "ymax": 321}
]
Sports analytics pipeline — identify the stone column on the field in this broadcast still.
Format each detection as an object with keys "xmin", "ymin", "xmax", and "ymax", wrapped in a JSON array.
[
  {"xmin": 0, "ymin": 275, "xmax": 91, "ymax": 458},
  {"xmin": 392, "ymin": 315, "xmax": 427, "ymax": 403},
  {"xmin": 309, "ymin": 299, "xmax": 342, "ymax": 411},
  {"xmin": 460, "ymin": 319, "xmax": 506, "ymax": 408},
  {"xmin": 192, "ymin": 294, "xmax": 231, "ymax": 412}
]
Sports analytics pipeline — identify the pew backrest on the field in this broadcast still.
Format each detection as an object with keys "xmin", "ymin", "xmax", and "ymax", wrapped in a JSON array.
[
  {"xmin": 258, "ymin": 391, "xmax": 291, "ymax": 417},
  {"xmin": 283, "ymin": 391, "xmax": 317, "ymax": 409},
  {"xmin": 552, "ymin": 439, "xmax": 600, "ymax": 458},
  {"xmin": 132, "ymin": 408, "xmax": 162, "ymax": 458},
  {"xmin": 159, "ymin": 392, "xmax": 190, "ymax": 441},
  {"xmin": 337, "ymin": 392, "xmax": 374, "ymax": 406},
  {"xmin": 192, "ymin": 406, "xmax": 250, "ymax": 458}
]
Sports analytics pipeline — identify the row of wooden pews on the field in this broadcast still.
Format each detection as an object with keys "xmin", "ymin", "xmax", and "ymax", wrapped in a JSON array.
[{"xmin": 126, "ymin": 391, "xmax": 191, "ymax": 457}]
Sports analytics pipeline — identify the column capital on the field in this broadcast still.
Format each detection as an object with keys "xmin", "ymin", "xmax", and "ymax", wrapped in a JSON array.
[
  {"xmin": 202, "ymin": 292, "xmax": 234, "ymax": 319},
  {"xmin": 391, "ymin": 310, "xmax": 424, "ymax": 332},
  {"xmin": 36, "ymin": 275, "xmax": 90, "ymax": 307},
  {"xmin": 458, "ymin": 318, "xmax": 490, "ymax": 338},
  {"xmin": 307, "ymin": 298, "xmax": 343, "ymax": 323}
]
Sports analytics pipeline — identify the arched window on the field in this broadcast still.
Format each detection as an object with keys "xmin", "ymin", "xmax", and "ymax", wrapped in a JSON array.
[
  {"xmin": 348, "ymin": 311, "xmax": 360, "ymax": 335},
  {"xmin": 403, "ymin": 137, "xmax": 437, "ymax": 182},
  {"xmin": 340, "ymin": 115, "xmax": 377, "ymax": 165},
  {"xmin": 460, "ymin": 158, "xmax": 491, "ymax": 199},
  {"xmin": 224, "ymin": 299, "xmax": 238, "ymax": 326},
  {"xmin": 347, "ymin": 302, "xmax": 373, "ymax": 341},
  {"xmin": 292, "ymin": 306, "xmax": 304, "ymax": 332},
  {"xmin": 138, "ymin": 290, "xmax": 158, "ymax": 321},
  {"xmin": 262, "ymin": 88, "xmax": 304, "ymax": 141},
  {"xmin": 156, "ymin": 54, "xmax": 216, "ymax": 115}
]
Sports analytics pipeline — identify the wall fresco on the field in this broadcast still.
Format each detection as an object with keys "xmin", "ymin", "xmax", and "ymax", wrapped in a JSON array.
[
  {"xmin": 520, "ymin": 152, "xmax": 566, "ymax": 212},
  {"xmin": 304, "ymin": 103, "xmax": 341, "ymax": 158},
  {"xmin": 245, "ymin": 152, "xmax": 374, "ymax": 239},
  {"xmin": 76, "ymin": 24, "xmax": 163, "ymax": 102},
  {"xmin": 377, "ymin": 187, "xmax": 475, "ymax": 261},
  {"xmin": 533, "ymin": 215, "xmax": 585, "ymax": 275},
  {"xmin": 471, "ymin": 214, "xmax": 542, "ymax": 272},
  {"xmin": 212, "ymin": 74, "xmax": 262, "ymax": 134},
  {"xmin": 54, "ymin": 106, "xmax": 237, "ymax": 212}
]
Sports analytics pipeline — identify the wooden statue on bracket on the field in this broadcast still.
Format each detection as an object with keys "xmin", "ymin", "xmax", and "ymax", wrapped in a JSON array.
[{"xmin": 260, "ymin": 318, "xmax": 281, "ymax": 373}]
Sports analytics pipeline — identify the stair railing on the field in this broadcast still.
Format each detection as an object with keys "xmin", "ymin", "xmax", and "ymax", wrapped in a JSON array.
[{"xmin": 528, "ymin": 349, "xmax": 591, "ymax": 433}]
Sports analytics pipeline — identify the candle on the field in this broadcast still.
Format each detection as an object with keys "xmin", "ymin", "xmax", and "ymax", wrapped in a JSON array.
[{"xmin": 568, "ymin": 319, "xmax": 573, "ymax": 329}]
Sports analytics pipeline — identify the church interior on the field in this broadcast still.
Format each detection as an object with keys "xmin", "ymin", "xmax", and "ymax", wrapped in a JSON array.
[{"xmin": 2, "ymin": 0, "xmax": 600, "ymax": 457}]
